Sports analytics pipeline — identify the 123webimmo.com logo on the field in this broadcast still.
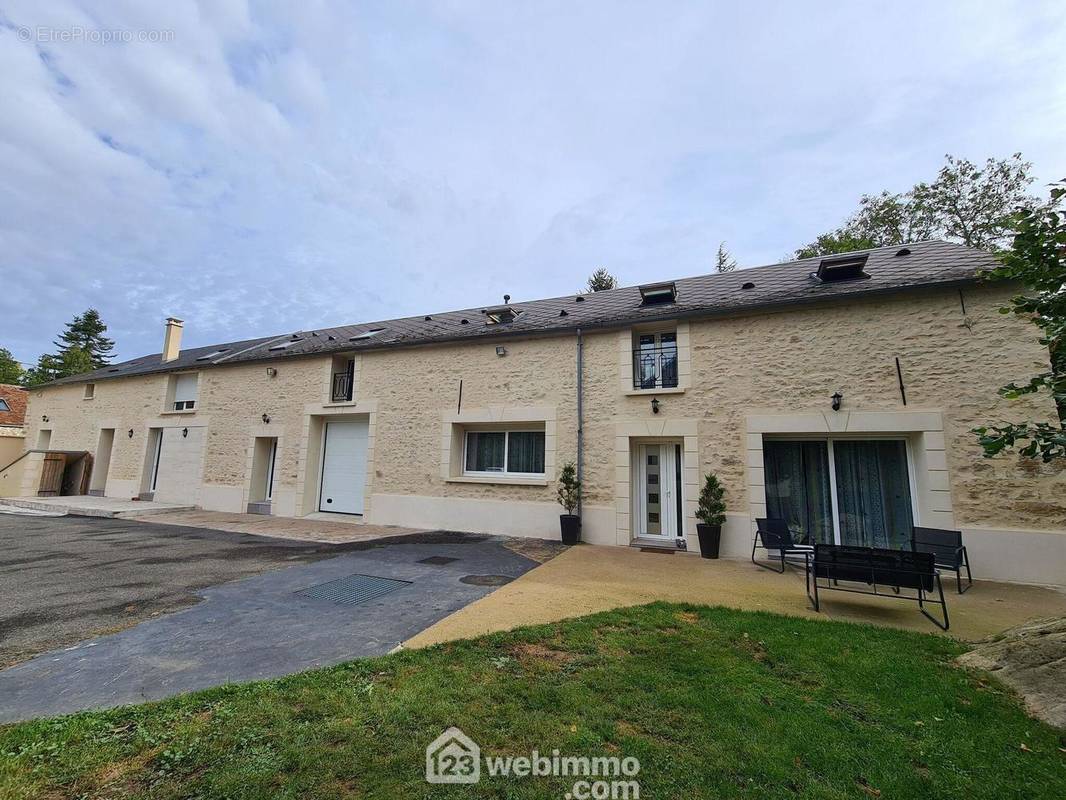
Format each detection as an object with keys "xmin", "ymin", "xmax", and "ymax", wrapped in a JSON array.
[{"xmin": 426, "ymin": 727, "xmax": 641, "ymax": 798}]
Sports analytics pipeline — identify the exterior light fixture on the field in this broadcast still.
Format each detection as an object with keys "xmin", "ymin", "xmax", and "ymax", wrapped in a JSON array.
[
  {"xmin": 128, "ymin": 429, "xmax": 134, "ymax": 438},
  {"xmin": 262, "ymin": 413, "xmax": 271, "ymax": 424},
  {"xmin": 495, "ymin": 346, "xmax": 507, "ymax": 357},
  {"xmin": 651, "ymin": 398, "xmax": 660, "ymax": 414},
  {"xmin": 266, "ymin": 367, "xmax": 277, "ymax": 377},
  {"xmin": 831, "ymin": 391, "xmax": 843, "ymax": 411},
  {"xmin": 182, "ymin": 427, "xmax": 189, "ymax": 438},
  {"xmin": 41, "ymin": 415, "xmax": 49, "ymax": 422}
]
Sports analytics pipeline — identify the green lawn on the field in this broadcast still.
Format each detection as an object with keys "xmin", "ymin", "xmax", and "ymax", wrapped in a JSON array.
[{"xmin": 1, "ymin": 603, "xmax": 1062, "ymax": 799}]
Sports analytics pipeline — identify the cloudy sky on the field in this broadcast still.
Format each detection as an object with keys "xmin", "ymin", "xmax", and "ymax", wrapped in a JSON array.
[{"xmin": 1, "ymin": 1, "xmax": 1064, "ymax": 365}]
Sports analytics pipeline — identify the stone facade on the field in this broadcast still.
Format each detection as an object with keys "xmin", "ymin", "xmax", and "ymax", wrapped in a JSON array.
[{"xmin": 17, "ymin": 281, "xmax": 1065, "ymax": 584}]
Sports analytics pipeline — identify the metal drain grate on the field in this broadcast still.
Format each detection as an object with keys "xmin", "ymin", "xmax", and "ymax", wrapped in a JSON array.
[
  {"xmin": 418, "ymin": 555, "xmax": 459, "ymax": 565},
  {"xmin": 296, "ymin": 573, "xmax": 411, "ymax": 605}
]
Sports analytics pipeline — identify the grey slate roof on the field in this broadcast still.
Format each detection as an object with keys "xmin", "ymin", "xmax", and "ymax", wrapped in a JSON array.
[{"xmin": 49, "ymin": 240, "xmax": 996, "ymax": 386}]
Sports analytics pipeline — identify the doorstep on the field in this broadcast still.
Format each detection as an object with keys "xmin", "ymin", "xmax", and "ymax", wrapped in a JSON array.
[{"xmin": 629, "ymin": 538, "xmax": 691, "ymax": 554}]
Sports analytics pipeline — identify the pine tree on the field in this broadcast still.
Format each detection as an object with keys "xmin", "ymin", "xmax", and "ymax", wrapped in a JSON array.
[
  {"xmin": 52, "ymin": 309, "xmax": 115, "ymax": 369},
  {"xmin": 584, "ymin": 267, "xmax": 618, "ymax": 293},
  {"xmin": 715, "ymin": 242, "xmax": 737, "ymax": 273}
]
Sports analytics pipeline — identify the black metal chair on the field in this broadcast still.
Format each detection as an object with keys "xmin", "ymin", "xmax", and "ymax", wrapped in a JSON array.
[
  {"xmin": 752, "ymin": 518, "xmax": 813, "ymax": 573},
  {"xmin": 911, "ymin": 526, "xmax": 972, "ymax": 594}
]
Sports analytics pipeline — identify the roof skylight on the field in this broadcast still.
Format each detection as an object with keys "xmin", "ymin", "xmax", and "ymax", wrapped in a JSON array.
[
  {"xmin": 349, "ymin": 329, "xmax": 385, "ymax": 341},
  {"xmin": 638, "ymin": 282, "xmax": 677, "ymax": 305},
  {"xmin": 812, "ymin": 254, "xmax": 870, "ymax": 282}
]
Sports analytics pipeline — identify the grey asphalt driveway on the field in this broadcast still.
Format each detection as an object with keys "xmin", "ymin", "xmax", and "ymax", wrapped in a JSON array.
[
  {"xmin": 0, "ymin": 515, "xmax": 541, "ymax": 722},
  {"xmin": 0, "ymin": 514, "xmax": 423, "ymax": 667}
]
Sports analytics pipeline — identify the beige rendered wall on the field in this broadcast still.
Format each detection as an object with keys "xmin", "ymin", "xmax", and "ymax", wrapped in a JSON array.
[{"xmin": 21, "ymin": 282, "xmax": 1064, "ymax": 583}]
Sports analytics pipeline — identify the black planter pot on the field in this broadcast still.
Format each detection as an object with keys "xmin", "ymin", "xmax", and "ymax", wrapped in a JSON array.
[
  {"xmin": 560, "ymin": 514, "xmax": 581, "ymax": 545},
  {"xmin": 696, "ymin": 523, "xmax": 721, "ymax": 559}
]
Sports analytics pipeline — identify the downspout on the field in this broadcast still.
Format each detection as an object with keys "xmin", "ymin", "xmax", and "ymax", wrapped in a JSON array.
[{"xmin": 576, "ymin": 328, "xmax": 584, "ymax": 516}]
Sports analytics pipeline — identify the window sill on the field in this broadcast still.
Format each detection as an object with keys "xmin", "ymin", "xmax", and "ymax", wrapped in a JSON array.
[
  {"xmin": 625, "ymin": 386, "xmax": 686, "ymax": 397},
  {"xmin": 446, "ymin": 475, "xmax": 548, "ymax": 487},
  {"xmin": 322, "ymin": 401, "xmax": 359, "ymax": 408},
  {"xmin": 160, "ymin": 409, "xmax": 197, "ymax": 416}
]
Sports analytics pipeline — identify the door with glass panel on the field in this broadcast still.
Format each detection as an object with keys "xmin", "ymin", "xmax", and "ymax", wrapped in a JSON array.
[
  {"xmin": 762, "ymin": 438, "xmax": 915, "ymax": 549},
  {"xmin": 634, "ymin": 443, "xmax": 682, "ymax": 539}
]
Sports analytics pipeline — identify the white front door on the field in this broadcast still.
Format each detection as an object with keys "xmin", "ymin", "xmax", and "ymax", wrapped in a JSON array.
[
  {"xmin": 635, "ymin": 443, "xmax": 681, "ymax": 539},
  {"xmin": 319, "ymin": 420, "xmax": 369, "ymax": 514}
]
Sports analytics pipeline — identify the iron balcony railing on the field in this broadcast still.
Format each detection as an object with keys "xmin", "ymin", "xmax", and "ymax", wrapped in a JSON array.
[
  {"xmin": 632, "ymin": 347, "xmax": 679, "ymax": 390},
  {"xmin": 332, "ymin": 370, "xmax": 354, "ymax": 402}
]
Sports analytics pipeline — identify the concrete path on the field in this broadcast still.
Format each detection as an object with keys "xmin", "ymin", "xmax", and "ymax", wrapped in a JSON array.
[
  {"xmin": 404, "ymin": 544, "xmax": 1066, "ymax": 648},
  {"xmin": 0, "ymin": 539, "xmax": 538, "ymax": 722},
  {"xmin": 1, "ymin": 495, "xmax": 194, "ymax": 518},
  {"xmin": 127, "ymin": 509, "xmax": 428, "ymax": 544}
]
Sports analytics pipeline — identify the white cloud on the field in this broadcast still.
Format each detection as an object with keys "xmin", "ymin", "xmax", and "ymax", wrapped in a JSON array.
[{"xmin": 0, "ymin": 0, "xmax": 1064, "ymax": 363}]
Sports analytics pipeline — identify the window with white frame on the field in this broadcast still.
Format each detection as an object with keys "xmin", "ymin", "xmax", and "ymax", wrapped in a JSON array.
[
  {"xmin": 463, "ymin": 430, "xmax": 545, "ymax": 476},
  {"xmin": 632, "ymin": 329, "xmax": 678, "ymax": 389},
  {"xmin": 171, "ymin": 373, "xmax": 198, "ymax": 411}
]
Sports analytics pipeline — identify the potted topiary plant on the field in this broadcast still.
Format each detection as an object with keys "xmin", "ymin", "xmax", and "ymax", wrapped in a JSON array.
[
  {"xmin": 556, "ymin": 461, "xmax": 581, "ymax": 545},
  {"xmin": 695, "ymin": 472, "xmax": 726, "ymax": 558}
]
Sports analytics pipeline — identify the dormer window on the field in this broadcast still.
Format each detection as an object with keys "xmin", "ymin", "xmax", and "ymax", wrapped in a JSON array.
[
  {"xmin": 483, "ymin": 306, "xmax": 519, "ymax": 325},
  {"xmin": 638, "ymin": 282, "xmax": 677, "ymax": 305},
  {"xmin": 811, "ymin": 254, "xmax": 869, "ymax": 283}
]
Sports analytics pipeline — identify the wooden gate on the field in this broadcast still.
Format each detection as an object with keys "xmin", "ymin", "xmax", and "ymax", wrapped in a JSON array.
[{"xmin": 38, "ymin": 453, "xmax": 65, "ymax": 496}]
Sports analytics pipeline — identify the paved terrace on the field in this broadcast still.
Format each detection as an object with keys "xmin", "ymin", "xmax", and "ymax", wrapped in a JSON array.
[{"xmin": 404, "ymin": 544, "xmax": 1066, "ymax": 647}]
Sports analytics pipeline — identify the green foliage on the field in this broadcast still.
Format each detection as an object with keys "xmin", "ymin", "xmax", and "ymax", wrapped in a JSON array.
[
  {"xmin": 22, "ymin": 348, "xmax": 94, "ymax": 387},
  {"xmin": 556, "ymin": 460, "xmax": 581, "ymax": 514},
  {"xmin": 0, "ymin": 348, "xmax": 24, "ymax": 385},
  {"xmin": 715, "ymin": 242, "xmax": 737, "ymax": 273},
  {"xmin": 1, "ymin": 603, "xmax": 1064, "ymax": 799},
  {"xmin": 584, "ymin": 267, "xmax": 618, "ymax": 293},
  {"xmin": 53, "ymin": 308, "xmax": 115, "ymax": 370},
  {"xmin": 973, "ymin": 180, "xmax": 1066, "ymax": 461},
  {"xmin": 695, "ymin": 472, "xmax": 726, "ymax": 526},
  {"xmin": 796, "ymin": 153, "xmax": 1037, "ymax": 258}
]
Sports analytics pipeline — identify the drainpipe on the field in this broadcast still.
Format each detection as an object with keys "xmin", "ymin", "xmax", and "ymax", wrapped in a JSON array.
[{"xmin": 576, "ymin": 328, "xmax": 584, "ymax": 516}]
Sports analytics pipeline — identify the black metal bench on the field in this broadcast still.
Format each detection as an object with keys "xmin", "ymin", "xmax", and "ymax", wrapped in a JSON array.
[{"xmin": 805, "ymin": 543, "xmax": 949, "ymax": 630}]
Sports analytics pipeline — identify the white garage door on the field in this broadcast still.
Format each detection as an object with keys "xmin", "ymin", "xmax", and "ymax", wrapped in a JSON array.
[
  {"xmin": 153, "ymin": 426, "xmax": 204, "ymax": 506},
  {"xmin": 319, "ymin": 420, "xmax": 369, "ymax": 514}
]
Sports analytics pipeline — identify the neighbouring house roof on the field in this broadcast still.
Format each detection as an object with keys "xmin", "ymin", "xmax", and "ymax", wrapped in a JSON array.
[
  {"xmin": 45, "ymin": 240, "xmax": 997, "ymax": 387},
  {"xmin": 0, "ymin": 384, "xmax": 28, "ymax": 426}
]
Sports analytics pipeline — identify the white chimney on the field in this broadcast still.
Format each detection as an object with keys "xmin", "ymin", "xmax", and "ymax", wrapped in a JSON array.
[{"xmin": 162, "ymin": 317, "xmax": 184, "ymax": 363}]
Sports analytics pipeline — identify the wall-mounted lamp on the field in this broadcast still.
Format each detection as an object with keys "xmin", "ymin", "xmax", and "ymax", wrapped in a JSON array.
[
  {"xmin": 495, "ymin": 345, "xmax": 507, "ymax": 357},
  {"xmin": 650, "ymin": 397, "xmax": 660, "ymax": 414},
  {"xmin": 128, "ymin": 429, "xmax": 134, "ymax": 438},
  {"xmin": 266, "ymin": 367, "xmax": 277, "ymax": 378},
  {"xmin": 262, "ymin": 413, "xmax": 271, "ymax": 424},
  {"xmin": 41, "ymin": 415, "xmax": 49, "ymax": 423},
  {"xmin": 831, "ymin": 391, "xmax": 843, "ymax": 411},
  {"xmin": 182, "ymin": 427, "xmax": 189, "ymax": 438}
]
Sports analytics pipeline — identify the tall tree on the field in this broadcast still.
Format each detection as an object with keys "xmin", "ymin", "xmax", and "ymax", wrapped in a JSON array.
[
  {"xmin": 973, "ymin": 180, "xmax": 1065, "ymax": 462},
  {"xmin": 715, "ymin": 242, "xmax": 737, "ymax": 273},
  {"xmin": 52, "ymin": 308, "xmax": 115, "ymax": 369},
  {"xmin": 796, "ymin": 154, "xmax": 1038, "ymax": 258},
  {"xmin": 584, "ymin": 267, "xmax": 618, "ymax": 292},
  {"xmin": 0, "ymin": 348, "xmax": 24, "ymax": 385}
]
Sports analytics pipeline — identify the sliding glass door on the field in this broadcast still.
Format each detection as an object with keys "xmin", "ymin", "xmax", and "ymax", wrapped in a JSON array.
[{"xmin": 763, "ymin": 438, "xmax": 915, "ymax": 549}]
